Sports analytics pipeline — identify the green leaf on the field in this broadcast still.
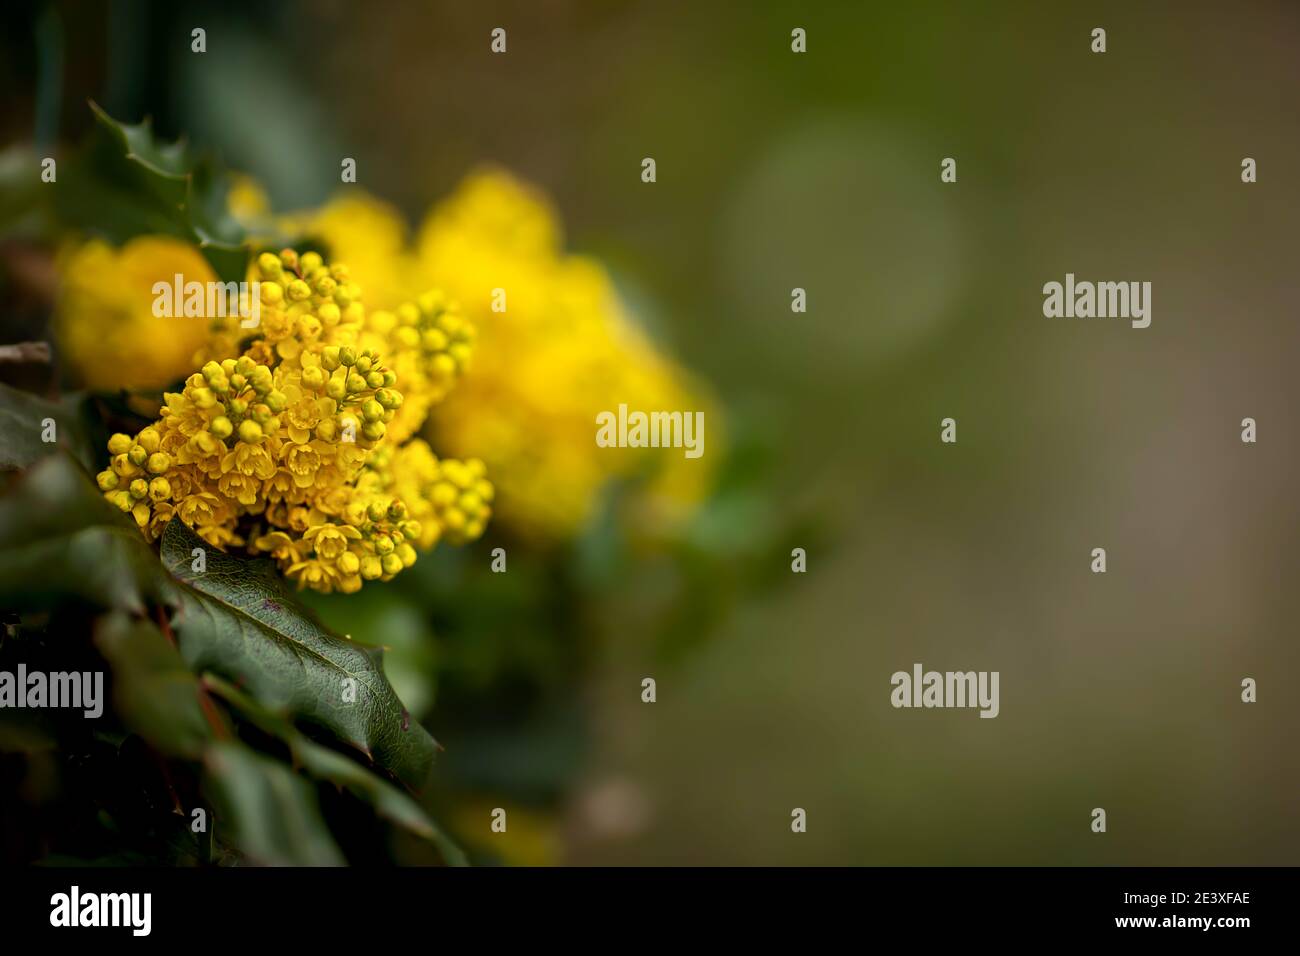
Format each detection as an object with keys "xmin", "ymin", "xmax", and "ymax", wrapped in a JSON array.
[
  {"xmin": 203, "ymin": 674, "xmax": 465, "ymax": 865},
  {"xmin": 160, "ymin": 519, "xmax": 438, "ymax": 792},
  {"xmin": 53, "ymin": 103, "xmax": 248, "ymax": 283},
  {"xmin": 0, "ymin": 453, "xmax": 173, "ymax": 614},
  {"xmin": 94, "ymin": 611, "xmax": 214, "ymax": 759},
  {"xmin": 202, "ymin": 741, "xmax": 345, "ymax": 866},
  {"xmin": 0, "ymin": 381, "xmax": 96, "ymax": 473}
]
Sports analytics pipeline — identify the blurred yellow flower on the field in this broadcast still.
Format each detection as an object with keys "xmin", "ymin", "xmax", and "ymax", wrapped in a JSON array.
[
  {"xmin": 54, "ymin": 236, "xmax": 214, "ymax": 391},
  {"xmin": 226, "ymin": 174, "xmax": 272, "ymax": 228}
]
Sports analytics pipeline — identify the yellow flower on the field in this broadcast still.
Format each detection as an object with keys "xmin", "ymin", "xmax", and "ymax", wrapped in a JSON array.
[
  {"xmin": 283, "ymin": 441, "xmax": 326, "ymax": 487},
  {"xmin": 417, "ymin": 171, "xmax": 716, "ymax": 541},
  {"xmin": 223, "ymin": 442, "xmax": 277, "ymax": 480},
  {"xmin": 217, "ymin": 471, "xmax": 261, "ymax": 506},
  {"xmin": 284, "ymin": 556, "xmax": 338, "ymax": 591},
  {"xmin": 302, "ymin": 523, "xmax": 361, "ymax": 561},
  {"xmin": 55, "ymin": 237, "xmax": 215, "ymax": 391},
  {"xmin": 176, "ymin": 491, "xmax": 225, "ymax": 527}
]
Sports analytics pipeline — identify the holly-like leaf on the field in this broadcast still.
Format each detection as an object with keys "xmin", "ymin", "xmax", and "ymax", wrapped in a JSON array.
[
  {"xmin": 53, "ymin": 103, "xmax": 248, "ymax": 283},
  {"xmin": 202, "ymin": 741, "xmax": 346, "ymax": 866},
  {"xmin": 0, "ymin": 453, "xmax": 173, "ymax": 613},
  {"xmin": 160, "ymin": 519, "xmax": 438, "ymax": 792},
  {"xmin": 203, "ymin": 674, "xmax": 465, "ymax": 865},
  {"xmin": 0, "ymin": 381, "xmax": 96, "ymax": 473}
]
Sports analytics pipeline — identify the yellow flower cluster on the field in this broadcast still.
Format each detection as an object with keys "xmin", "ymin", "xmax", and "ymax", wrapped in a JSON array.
[
  {"xmin": 55, "ymin": 237, "xmax": 214, "ymax": 391},
  {"xmin": 95, "ymin": 249, "xmax": 491, "ymax": 593},
  {"xmin": 296, "ymin": 169, "xmax": 716, "ymax": 542},
  {"xmin": 359, "ymin": 440, "xmax": 493, "ymax": 550},
  {"xmin": 359, "ymin": 291, "xmax": 475, "ymax": 444}
]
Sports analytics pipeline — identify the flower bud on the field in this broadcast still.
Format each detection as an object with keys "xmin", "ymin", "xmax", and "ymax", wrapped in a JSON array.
[
  {"xmin": 258, "ymin": 252, "xmax": 282, "ymax": 277},
  {"xmin": 301, "ymin": 366, "xmax": 326, "ymax": 390},
  {"xmin": 422, "ymin": 328, "xmax": 449, "ymax": 353},
  {"xmin": 325, "ymin": 375, "xmax": 348, "ymax": 401},
  {"xmin": 133, "ymin": 428, "xmax": 161, "ymax": 454},
  {"xmin": 295, "ymin": 314, "xmax": 322, "ymax": 340}
]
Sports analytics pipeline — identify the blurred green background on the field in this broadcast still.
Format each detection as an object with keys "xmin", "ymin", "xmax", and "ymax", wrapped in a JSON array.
[{"xmin": 2, "ymin": 0, "xmax": 1297, "ymax": 864}]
